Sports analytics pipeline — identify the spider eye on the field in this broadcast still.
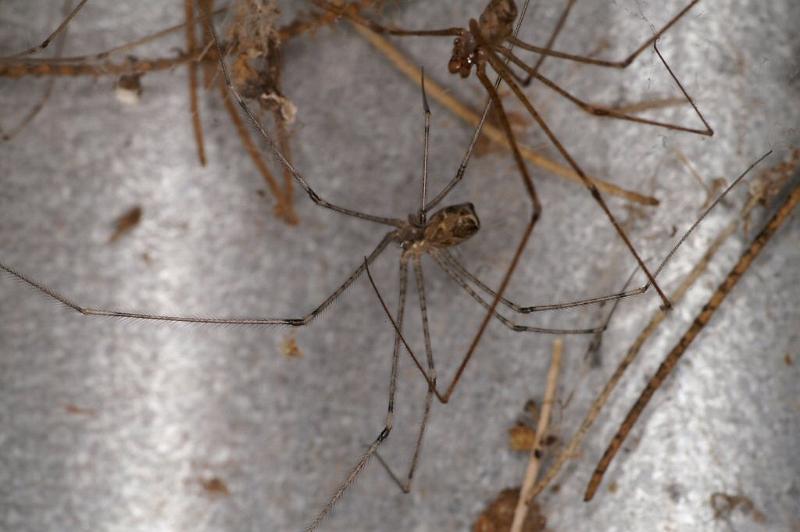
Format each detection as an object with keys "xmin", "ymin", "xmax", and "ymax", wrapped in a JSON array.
[{"xmin": 448, "ymin": 58, "xmax": 462, "ymax": 74}]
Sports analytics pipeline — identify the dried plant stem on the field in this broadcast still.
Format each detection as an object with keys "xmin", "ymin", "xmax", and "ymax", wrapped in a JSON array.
[
  {"xmin": 0, "ymin": 53, "xmax": 196, "ymax": 78},
  {"xmin": 274, "ymin": 107, "xmax": 299, "ymax": 225},
  {"xmin": 216, "ymin": 76, "xmax": 295, "ymax": 224},
  {"xmin": 185, "ymin": 0, "xmax": 207, "ymax": 166},
  {"xmin": 511, "ymin": 338, "xmax": 563, "ymax": 532},
  {"xmin": 584, "ymin": 180, "xmax": 800, "ymax": 501},
  {"xmin": 348, "ymin": 18, "xmax": 658, "ymax": 207}
]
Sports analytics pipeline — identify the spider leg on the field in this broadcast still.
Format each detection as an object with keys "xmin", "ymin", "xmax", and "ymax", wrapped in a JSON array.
[
  {"xmin": 0, "ymin": 233, "xmax": 394, "ymax": 326},
  {"xmin": 480, "ymin": 40, "xmax": 671, "ymax": 309},
  {"xmin": 437, "ymin": 150, "xmax": 765, "ymax": 317},
  {"xmin": 304, "ymin": 260, "xmax": 406, "ymax": 531},
  {"xmin": 521, "ymin": 0, "xmax": 577, "ymax": 86},
  {"xmin": 507, "ymin": 0, "xmax": 701, "ymax": 69},
  {"xmin": 439, "ymin": 249, "xmax": 644, "ymax": 313},
  {"xmin": 496, "ymin": 44, "xmax": 713, "ymax": 136},
  {"xmin": 1, "ymin": 0, "xmax": 72, "ymax": 141},
  {"xmin": 5, "ymin": 0, "xmax": 89, "ymax": 59},
  {"xmin": 432, "ymin": 252, "xmax": 603, "ymax": 335},
  {"xmin": 374, "ymin": 257, "xmax": 436, "ymax": 493}
]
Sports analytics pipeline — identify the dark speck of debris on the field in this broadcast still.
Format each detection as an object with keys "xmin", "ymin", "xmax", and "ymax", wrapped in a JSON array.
[
  {"xmin": 108, "ymin": 205, "xmax": 142, "ymax": 244},
  {"xmin": 201, "ymin": 477, "xmax": 230, "ymax": 497},
  {"xmin": 666, "ymin": 483, "xmax": 683, "ymax": 502},
  {"xmin": 64, "ymin": 403, "xmax": 97, "ymax": 416}
]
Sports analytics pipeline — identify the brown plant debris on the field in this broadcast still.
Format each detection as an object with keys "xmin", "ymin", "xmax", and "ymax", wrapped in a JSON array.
[
  {"xmin": 200, "ymin": 476, "xmax": 231, "ymax": 497},
  {"xmin": 509, "ymin": 423, "xmax": 537, "ymax": 452},
  {"xmin": 108, "ymin": 205, "xmax": 142, "ymax": 244},
  {"xmin": 743, "ymin": 147, "xmax": 800, "ymax": 235},
  {"xmin": 114, "ymin": 72, "xmax": 144, "ymax": 105},
  {"xmin": 281, "ymin": 334, "xmax": 303, "ymax": 358},
  {"xmin": 63, "ymin": 403, "xmax": 97, "ymax": 416},
  {"xmin": 473, "ymin": 488, "xmax": 547, "ymax": 532}
]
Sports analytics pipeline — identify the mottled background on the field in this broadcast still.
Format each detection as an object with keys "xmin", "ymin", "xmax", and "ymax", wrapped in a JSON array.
[{"xmin": 1, "ymin": 1, "xmax": 798, "ymax": 531}]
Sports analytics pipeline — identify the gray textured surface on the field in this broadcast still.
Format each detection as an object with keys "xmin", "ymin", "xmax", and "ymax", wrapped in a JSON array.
[{"xmin": 1, "ymin": 1, "xmax": 799, "ymax": 531}]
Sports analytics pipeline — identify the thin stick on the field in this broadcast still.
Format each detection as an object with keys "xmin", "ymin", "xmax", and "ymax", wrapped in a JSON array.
[
  {"xmin": 0, "ymin": 53, "xmax": 197, "ymax": 78},
  {"xmin": 348, "ymin": 19, "xmax": 658, "ymax": 207},
  {"xmin": 511, "ymin": 338, "xmax": 563, "ymax": 532},
  {"xmin": 186, "ymin": 0, "xmax": 207, "ymax": 166},
  {"xmin": 584, "ymin": 180, "xmax": 800, "ymax": 501}
]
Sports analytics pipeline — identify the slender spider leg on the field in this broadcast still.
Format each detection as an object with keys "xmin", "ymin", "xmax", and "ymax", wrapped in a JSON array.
[
  {"xmin": 522, "ymin": 0, "xmax": 576, "ymax": 85},
  {"xmin": 206, "ymin": 20, "xmax": 403, "ymax": 228},
  {"xmin": 2, "ymin": 0, "xmax": 72, "ymax": 141},
  {"xmin": 0, "ymin": 6, "xmax": 228, "ymax": 66},
  {"xmin": 439, "ymin": 248, "xmax": 642, "ymax": 312},
  {"xmin": 421, "ymin": 71, "xmax": 496, "ymax": 213},
  {"xmin": 374, "ymin": 256, "xmax": 436, "ymax": 492},
  {"xmin": 5, "ymin": 0, "xmax": 89, "ymax": 59},
  {"xmin": 215, "ymin": 74, "xmax": 287, "ymax": 221},
  {"xmin": 436, "ymin": 152, "xmax": 770, "ymax": 314},
  {"xmin": 432, "ymin": 252, "xmax": 603, "ymax": 335},
  {"xmin": 507, "ymin": 0, "xmax": 701, "ymax": 69},
  {"xmin": 428, "ymin": 0, "xmax": 544, "ymax": 403},
  {"xmin": 479, "ymin": 37, "xmax": 671, "ymax": 309},
  {"xmin": 496, "ymin": 44, "xmax": 712, "ymax": 136},
  {"xmin": 417, "ymin": 70, "xmax": 431, "ymax": 225},
  {"xmin": 0, "ymin": 233, "xmax": 393, "ymax": 326},
  {"xmin": 305, "ymin": 260, "xmax": 407, "ymax": 532}
]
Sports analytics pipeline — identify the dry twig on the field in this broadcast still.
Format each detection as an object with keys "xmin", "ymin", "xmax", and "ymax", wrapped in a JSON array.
[{"xmin": 511, "ymin": 338, "xmax": 563, "ymax": 532}]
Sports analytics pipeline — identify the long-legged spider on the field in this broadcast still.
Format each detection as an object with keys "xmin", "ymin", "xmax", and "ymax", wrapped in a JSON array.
[{"xmin": 1, "ymin": 1, "xmax": 798, "ymax": 531}]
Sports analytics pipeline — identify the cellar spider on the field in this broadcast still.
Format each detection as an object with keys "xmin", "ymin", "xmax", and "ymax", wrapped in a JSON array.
[
  {"xmin": 2, "ymin": 1, "xmax": 798, "ymax": 531},
  {"xmin": 0, "ymin": 10, "xmax": 771, "ymax": 532}
]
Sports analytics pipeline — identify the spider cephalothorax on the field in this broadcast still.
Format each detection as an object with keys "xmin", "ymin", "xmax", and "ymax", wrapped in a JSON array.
[
  {"xmin": 448, "ymin": 0, "xmax": 518, "ymax": 77},
  {"xmin": 400, "ymin": 203, "xmax": 481, "ymax": 257}
]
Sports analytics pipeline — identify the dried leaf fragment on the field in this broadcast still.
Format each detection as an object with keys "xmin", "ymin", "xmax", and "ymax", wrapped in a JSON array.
[
  {"xmin": 281, "ymin": 335, "xmax": 303, "ymax": 358},
  {"xmin": 201, "ymin": 477, "xmax": 230, "ymax": 497},
  {"xmin": 108, "ymin": 205, "xmax": 143, "ymax": 243},
  {"xmin": 508, "ymin": 423, "xmax": 536, "ymax": 452},
  {"xmin": 473, "ymin": 488, "xmax": 547, "ymax": 532}
]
